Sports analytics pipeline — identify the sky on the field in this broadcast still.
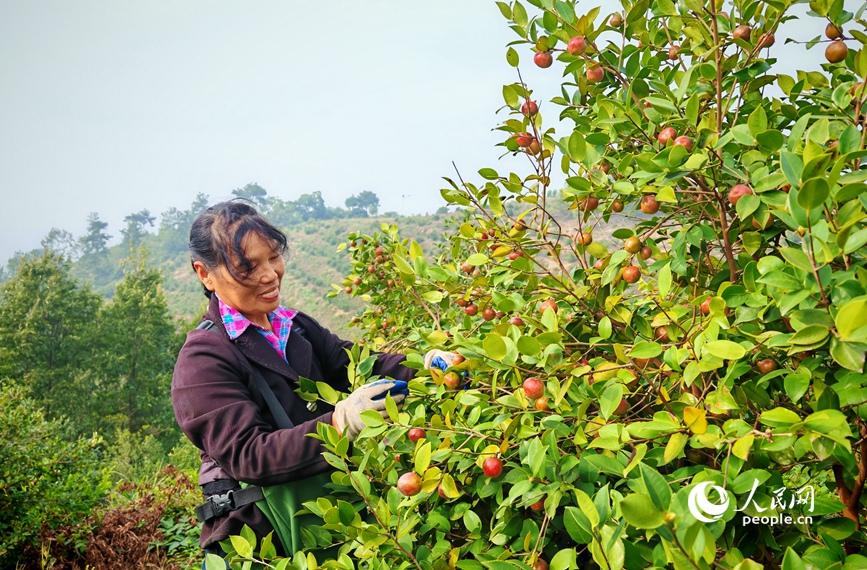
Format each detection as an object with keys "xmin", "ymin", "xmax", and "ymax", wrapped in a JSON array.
[{"xmin": 0, "ymin": 1, "xmax": 839, "ymax": 265}]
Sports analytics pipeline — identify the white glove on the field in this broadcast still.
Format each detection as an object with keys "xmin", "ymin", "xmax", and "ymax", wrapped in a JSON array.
[
  {"xmin": 424, "ymin": 349, "xmax": 458, "ymax": 370},
  {"xmin": 332, "ymin": 380, "xmax": 407, "ymax": 441}
]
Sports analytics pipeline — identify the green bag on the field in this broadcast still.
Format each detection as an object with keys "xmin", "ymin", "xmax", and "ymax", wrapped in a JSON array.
[{"xmin": 242, "ymin": 472, "xmax": 335, "ymax": 557}]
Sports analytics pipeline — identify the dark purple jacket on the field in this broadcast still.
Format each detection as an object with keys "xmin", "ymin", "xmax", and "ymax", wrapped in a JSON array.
[{"xmin": 171, "ymin": 294, "xmax": 414, "ymax": 551}]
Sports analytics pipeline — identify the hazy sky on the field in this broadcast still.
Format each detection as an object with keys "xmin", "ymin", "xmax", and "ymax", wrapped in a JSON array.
[{"xmin": 0, "ymin": 1, "xmax": 836, "ymax": 265}]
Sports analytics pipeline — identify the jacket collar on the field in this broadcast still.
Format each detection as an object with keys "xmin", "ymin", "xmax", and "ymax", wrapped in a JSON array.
[{"xmin": 203, "ymin": 294, "xmax": 313, "ymax": 382}]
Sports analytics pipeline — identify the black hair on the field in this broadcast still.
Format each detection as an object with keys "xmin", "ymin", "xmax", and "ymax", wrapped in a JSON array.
[{"xmin": 188, "ymin": 200, "xmax": 288, "ymax": 298}]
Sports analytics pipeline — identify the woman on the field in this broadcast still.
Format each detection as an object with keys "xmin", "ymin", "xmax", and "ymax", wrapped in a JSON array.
[{"xmin": 172, "ymin": 201, "xmax": 455, "ymax": 558}]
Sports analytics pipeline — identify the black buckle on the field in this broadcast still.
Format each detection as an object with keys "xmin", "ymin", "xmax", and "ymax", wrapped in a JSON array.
[{"xmin": 209, "ymin": 490, "xmax": 234, "ymax": 518}]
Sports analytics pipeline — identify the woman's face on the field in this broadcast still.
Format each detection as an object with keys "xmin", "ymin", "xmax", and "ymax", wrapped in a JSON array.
[{"xmin": 194, "ymin": 232, "xmax": 285, "ymax": 329}]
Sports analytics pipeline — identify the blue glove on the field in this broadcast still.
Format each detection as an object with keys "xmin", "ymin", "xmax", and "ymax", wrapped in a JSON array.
[
  {"xmin": 430, "ymin": 356, "xmax": 450, "ymax": 372},
  {"xmin": 430, "ymin": 355, "xmax": 469, "ymax": 389},
  {"xmin": 368, "ymin": 379, "xmax": 409, "ymax": 400}
]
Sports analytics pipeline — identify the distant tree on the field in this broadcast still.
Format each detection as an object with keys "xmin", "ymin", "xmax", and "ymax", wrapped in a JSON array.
[
  {"xmin": 120, "ymin": 209, "xmax": 155, "ymax": 250},
  {"xmin": 76, "ymin": 213, "xmax": 117, "ymax": 288},
  {"xmin": 231, "ymin": 183, "xmax": 270, "ymax": 210},
  {"xmin": 157, "ymin": 193, "xmax": 209, "ymax": 257},
  {"xmin": 266, "ymin": 198, "xmax": 301, "ymax": 228},
  {"xmin": 435, "ymin": 206, "xmax": 450, "ymax": 215},
  {"xmin": 159, "ymin": 193, "xmax": 209, "ymax": 233},
  {"xmin": 40, "ymin": 228, "xmax": 79, "ymax": 260},
  {"xmin": 78, "ymin": 212, "xmax": 111, "ymax": 257},
  {"xmin": 0, "ymin": 251, "xmax": 30, "ymax": 285},
  {"xmin": 294, "ymin": 191, "xmax": 328, "ymax": 220},
  {"xmin": 93, "ymin": 249, "xmax": 178, "ymax": 439},
  {"xmin": 0, "ymin": 252, "xmax": 101, "ymax": 420},
  {"xmin": 345, "ymin": 190, "xmax": 380, "ymax": 217}
]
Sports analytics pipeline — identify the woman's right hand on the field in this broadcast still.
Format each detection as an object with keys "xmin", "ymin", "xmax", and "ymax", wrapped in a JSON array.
[{"xmin": 332, "ymin": 380, "xmax": 408, "ymax": 440}]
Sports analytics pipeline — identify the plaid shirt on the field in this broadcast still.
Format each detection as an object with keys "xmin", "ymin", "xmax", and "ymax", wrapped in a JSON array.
[{"xmin": 216, "ymin": 295, "xmax": 299, "ymax": 363}]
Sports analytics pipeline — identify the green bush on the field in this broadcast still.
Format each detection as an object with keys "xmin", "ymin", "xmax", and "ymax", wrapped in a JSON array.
[
  {"xmin": 228, "ymin": 1, "xmax": 867, "ymax": 569},
  {"xmin": 103, "ymin": 428, "xmax": 172, "ymax": 484},
  {"xmin": 0, "ymin": 386, "xmax": 110, "ymax": 569}
]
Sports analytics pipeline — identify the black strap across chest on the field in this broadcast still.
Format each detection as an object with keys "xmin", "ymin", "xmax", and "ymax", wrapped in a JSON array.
[
  {"xmin": 194, "ymin": 319, "xmax": 312, "ymax": 522},
  {"xmin": 196, "ymin": 319, "xmax": 305, "ymax": 430}
]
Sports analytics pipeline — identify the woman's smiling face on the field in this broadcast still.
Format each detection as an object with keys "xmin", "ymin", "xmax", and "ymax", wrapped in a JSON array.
[{"xmin": 194, "ymin": 231, "xmax": 285, "ymax": 329}]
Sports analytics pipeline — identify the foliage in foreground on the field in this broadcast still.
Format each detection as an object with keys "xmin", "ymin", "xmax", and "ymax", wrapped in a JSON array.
[
  {"xmin": 0, "ymin": 386, "xmax": 110, "ymax": 570},
  {"xmin": 220, "ymin": 0, "xmax": 867, "ymax": 569}
]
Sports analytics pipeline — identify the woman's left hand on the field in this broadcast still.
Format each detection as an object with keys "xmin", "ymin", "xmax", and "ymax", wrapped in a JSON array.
[{"xmin": 423, "ymin": 349, "xmax": 459, "ymax": 371}]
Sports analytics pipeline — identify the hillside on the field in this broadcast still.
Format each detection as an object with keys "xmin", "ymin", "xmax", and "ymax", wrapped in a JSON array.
[
  {"xmin": 109, "ymin": 213, "xmax": 455, "ymax": 339},
  {"xmin": 4, "ymin": 198, "xmax": 643, "ymax": 339}
]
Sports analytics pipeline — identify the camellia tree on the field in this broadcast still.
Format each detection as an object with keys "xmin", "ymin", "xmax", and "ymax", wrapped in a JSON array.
[{"xmin": 218, "ymin": 0, "xmax": 867, "ymax": 569}]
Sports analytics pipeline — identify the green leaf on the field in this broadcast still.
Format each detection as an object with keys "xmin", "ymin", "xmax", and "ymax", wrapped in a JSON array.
[
  {"xmin": 843, "ymin": 228, "xmax": 867, "ymax": 254},
  {"xmin": 779, "ymin": 247, "xmax": 814, "ymax": 272},
  {"xmin": 835, "ymin": 297, "xmax": 867, "ymax": 339},
  {"xmin": 506, "ymin": 47, "xmax": 519, "ymax": 67},
  {"xmin": 501, "ymin": 86, "xmax": 519, "ymax": 109},
  {"xmin": 563, "ymin": 507, "xmax": 593, "ymax": 544},
  {"xmin": 527, "ymin": 437, "xmax": 548, "ymax": 478},
  {"xmin": 789, "ymin": 325, "xmax": 829, "ymax": 345},
  {"xmin": 797, "ymin": 177, "xmax": 830, "ymax": 210},
  {"xmin": 568, "ymin": 132, "xmax": 586, "ymax": 162},
  {"xmin": 587, "ymin": 242, "xmax": 609, "ymax": 259},
  {"xmin": 781, "ymin": 151, "xmax": 803, "ymax": 186},
  {"xmin": 360, "ymin": 409, "xmax": 385, "ymax": 427},
  {"xmin": 640, "ymin": 463, "xmax": 672, "ymax": 510},
  {"xmin": 415, "ymin": 441, "xmax": 431, "ymax": 474},
  {"xmin": 742, "ymin": 232, "xmax": 763, "ymax": 256},
  {"xmin": 781, "ymin": 548, "xmax": 807, "ymax": 570},
  {"xmin": 600, "ymin": 383, "xmax": 624, "ymax": 419},
  {"xmin": 756, "ymin": 130, "xmax": 785, "ymax": 153},
  {"xmin": 517, "ymin": 335, "xmax": 541, "ymax": 356},
  {"xmin": 787, "ymin": 114, "xmax": 811, "ymax": 153},
  {"xmin": 421, "ymin": 291, "xmax": 444, "ymax": 303},
  {"xmin": 830, "ymin": 337, "xmax": 866, "ymax": 372},
  {"xmin": 732, "ymin": 434, "xmax": 754, "ymax": 460},
  {"xmin": 466, "ymin": 253, "xmax": 489, "ymax": 266},
  {"xmin": 230, "ymin": 535, "xmax": 252, "ymax": 558},
  {"xmin": 663, "ymin": 433, "xmax": 688, "ymax": 464},
  {"xmin": 840, "ymin": 124, "xmax": 861, "ymax": 155},
  {"xmin": 393, "ymin": 254, "xmax": 415, "ymax": 276},
  {"xmin": 598, "ymin": 316, "xmax": 612, "ymax": 339},
  {"xmin": 315, "ymin": 382, "xmax": 340, "ymax": 404},
  {"xmin": 549, "ymin": 549, "xmax": 578, "ymax": 570},
  {"xmin": 479, "ymin": 167, "xmax": 500, "ymax": 180},
  {"xmin": 629, "ymin": 342, "xmax": 663, "ymax": 359},
  {"xmin": 658, "ymin": 262, "xmax": 672, "ymax": 298},
  {"xmin": 703, "ymin": 340, "xmax": 747, "ymax": 360},
  {"xmin": 784, "ymin": 374, "xmax": 810, "ymax": 402},
  {"xmin": 736, "ymin": 193, "xmax": 760, "ymax": 219},
  {"xmin": 512, "ymin": 1, "xmax": 528, "ymax": 26},
  {"xmin": 575, "ymin": 488, "xmax": 600, "ymax": 528},
  {"xmin": 463, "ymin": 509, "xmax": 481, "ymax": 534},
  {"xmin": 483, "ymin": 334, "xmax": 508, "ymax": 361},
  {"xmin": 205, "ymin": 554, "xmax": 227, "ymax": 570},
  {"xmin": 620, "ymin": 494, "xmax": 665, "ymax": 529},
  {"xmin": 748, "ymin": 106, "xmax": 769, "ymax": 136},
  {"xmin": 554, "ymin": 0, "xmax": 576, "ymax": 23},
  {"xmin": 760, "ymin": 407, "xmax": 801, "ymax": 427},
  {"xmin": 804, "ymin": 409, "xmax": 851, "ymax": 435}
]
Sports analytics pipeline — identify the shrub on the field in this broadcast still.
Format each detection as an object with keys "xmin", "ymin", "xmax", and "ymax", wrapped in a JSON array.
[
  {"xmin": 226, "ymin": 0, "xmax": 867, "ymax": 568},
  {"xmin": 0, "ymin": 386, "xmax": 110, "ymax": 569}
]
